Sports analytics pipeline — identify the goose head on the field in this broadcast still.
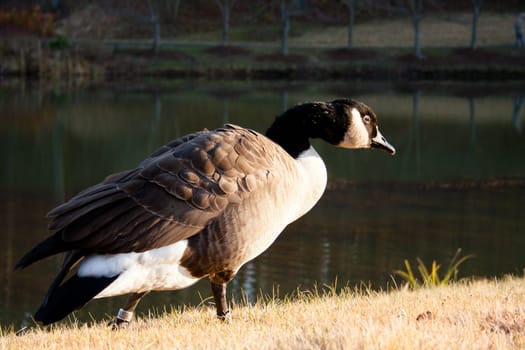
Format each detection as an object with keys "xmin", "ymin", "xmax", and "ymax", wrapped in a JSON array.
[
  {"xmin": 266, "ymin": 98, "xmax": 395, "ymax": 158},
  {"xmin": 330, "ymin": 98, "xmax": 396, "ymax": 155}
]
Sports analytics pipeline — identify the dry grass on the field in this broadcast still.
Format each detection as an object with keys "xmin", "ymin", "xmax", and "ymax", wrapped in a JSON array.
[
  {"xmin": 292, "ymin": 13, "xmax": 516, "ymax": 47},
  {"xmin": 2, "ymin": 277, "xmax": 524, "ymax": 349}
]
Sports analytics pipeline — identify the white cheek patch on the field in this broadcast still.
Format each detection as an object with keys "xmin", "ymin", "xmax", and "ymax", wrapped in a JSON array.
[{"xmin": 339, "ymin": 108, "xmax": 370, "ymax": 149}]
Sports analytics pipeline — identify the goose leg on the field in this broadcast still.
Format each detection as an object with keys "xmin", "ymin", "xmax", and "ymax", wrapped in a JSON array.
[
  {"xmin": 109, "ymin": 291, "xmax": 149, "ymax": 329},
  {"xmin": 210, "ymin": 280, "xmax": 230, "ymax": 321},
  {"xmin": 210, "ymin": 271, "xmax": 235, "ymax": 320}
]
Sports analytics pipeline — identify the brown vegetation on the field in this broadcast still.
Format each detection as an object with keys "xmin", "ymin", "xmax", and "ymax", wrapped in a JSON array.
[
  {"xmin": 2, "ymin": 277, "xmax": 524, "ymax": 349},
  {"xmin": 0, "ymin": 6, "xmax": 54, "ymax": 37}
]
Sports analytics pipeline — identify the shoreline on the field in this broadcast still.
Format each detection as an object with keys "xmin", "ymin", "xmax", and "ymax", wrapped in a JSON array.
[
  {"xmin": 1, "ymin": 43, "xmax": 525, "ymax": 82},
  {"xmin": 2, "ymin": 276, "xmax": 524, "ymax": 349}
]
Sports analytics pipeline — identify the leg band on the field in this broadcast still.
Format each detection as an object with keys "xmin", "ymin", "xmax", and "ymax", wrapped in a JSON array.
[{"xmin": 117, "ymin": 309, "xmax": 134, "ymax": 322}]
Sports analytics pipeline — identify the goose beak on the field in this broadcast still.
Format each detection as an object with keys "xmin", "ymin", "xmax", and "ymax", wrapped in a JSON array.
[{"xmin": 371, "ymin": 130, "xmax": 396, "ymax": 155}]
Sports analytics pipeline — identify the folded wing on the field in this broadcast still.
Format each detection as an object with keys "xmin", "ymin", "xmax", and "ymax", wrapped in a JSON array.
[{"xmin": 16, "ymin": 125, "xmax": 276, "ymax": 268}]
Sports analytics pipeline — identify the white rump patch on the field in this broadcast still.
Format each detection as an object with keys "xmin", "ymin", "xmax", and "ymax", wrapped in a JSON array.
[{"xmin": 77, "ymin": 240, "xmax": 201, "ymax": 298}]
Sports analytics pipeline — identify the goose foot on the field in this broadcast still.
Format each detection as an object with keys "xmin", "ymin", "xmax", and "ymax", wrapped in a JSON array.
[
  {"xmin": 108, "ymin": 309, "xmax": 133, "ymax": 330},
  {"xmin": 15, "ymin": 326, "xmax": 33, "ymax": 336},
  {"xmin": 108, "ymin": 291, "xmax": 148, "ymax": 329},
  {"xmin": 217, "ymin": 310, "xmax": 231, "ymax": 323},
  {"xmin": 108, "ymin": 318, "xmax": 130, "ymax": 330}
]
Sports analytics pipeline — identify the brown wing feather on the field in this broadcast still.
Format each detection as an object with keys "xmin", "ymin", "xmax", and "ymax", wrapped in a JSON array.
[{"xmin": 47, "ymin": 125, "xmax": 277, "ymax": 255}]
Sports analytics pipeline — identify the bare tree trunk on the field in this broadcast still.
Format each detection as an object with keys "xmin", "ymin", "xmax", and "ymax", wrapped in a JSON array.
[
  {"xmin": 280, "ymin": 0, "xmax": 290, "ymax": 55},
  {"xmin": 470, "ymin": 0, "xmax": 481, "ymax": 49},
  {"xmin": 216, "ymin": 0, "xmax": 235, "ymax": 47},
  {"xmin": 153, "ymin": 21, "xmax": 160, "ymax": 52},
  {"xmin": 147, "ymin": 0, "xmax": 160, "ymax": 53},
  {"xmin": 413, "ymin": 15, "xmax": 421, "ymax": 58},
  {"xmin": 161, "ymin": 0, "xmax": 181, "ymax": 23},
  {"xmin": 409, "ymin": 0, "xmax": 423, "ymax": 59},
  {"xmin": 516, "ymin": 13, "xmax": 525, "ymax": 47},
  {"xmin": 347, "ymin": 0, "xmax": 356, "ymax": 48},
  {"xmin": 222, "ymin": 2, "xmax": 230, "ymax": 46}
]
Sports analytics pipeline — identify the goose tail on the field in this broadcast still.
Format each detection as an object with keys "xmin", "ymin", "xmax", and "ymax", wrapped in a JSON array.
[
  {"xmin": 34, "ymin": 274, "xmax": 118, "ymax": 325},
  {"xmin": 14, "ymin": 233, "xmax": 68, "ymax": 270}
]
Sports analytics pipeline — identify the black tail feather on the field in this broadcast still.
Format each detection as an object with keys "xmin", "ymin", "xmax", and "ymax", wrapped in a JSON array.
[
  {"xmin": 41, "ymin": 250, "xmax": 85, "ymax": 304},
  {"xmin": 34, "ymin": 274, "xmax": 119, "ymax": 325},
  {"xmin": 14, "ymin": 233, "xmax": 69, "ymax": 270}
]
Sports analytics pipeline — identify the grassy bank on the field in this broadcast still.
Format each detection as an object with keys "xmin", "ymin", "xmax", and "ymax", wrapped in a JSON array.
[
  {"xmin": 3, "ymin": 43, "xmax": 523, "ymax": 81},
  {"xmin": 1, "ymin": 12, "xmax": 525, "ymax": 81},
  {"xmin": 2, "ymin": 276, "xmax": 524, "ymax": 349}
]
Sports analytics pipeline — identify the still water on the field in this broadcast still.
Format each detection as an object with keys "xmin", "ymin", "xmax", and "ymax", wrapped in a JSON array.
[{"xmin": 1, "ymin": 80, "xmax": 524, "ymax": 328}]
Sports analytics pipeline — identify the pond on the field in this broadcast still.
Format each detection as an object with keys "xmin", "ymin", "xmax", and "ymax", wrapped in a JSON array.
[{"xmin": 1, "ymin": 79, "xmax": 524, "ymax": 328}]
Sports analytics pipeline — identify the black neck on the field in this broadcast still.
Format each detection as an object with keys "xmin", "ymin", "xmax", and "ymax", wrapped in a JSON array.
[{"xmin": 265, "ymin": 102, "xmax": 348, "ymax": 158}]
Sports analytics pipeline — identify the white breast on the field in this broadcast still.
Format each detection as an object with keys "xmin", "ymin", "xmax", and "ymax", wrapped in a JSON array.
[{"xmin": 292, "ymin": 146, "xmax": 328, "ymax": 220}]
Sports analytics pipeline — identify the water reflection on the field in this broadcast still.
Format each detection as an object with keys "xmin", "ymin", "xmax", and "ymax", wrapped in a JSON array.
[
  {"xmin": 513, "ymin": 95, "xmax": 523, "ymax": 133},
  {"xmin": 0, "ymin": 80, "xmax": 524, "ymax": 328}
]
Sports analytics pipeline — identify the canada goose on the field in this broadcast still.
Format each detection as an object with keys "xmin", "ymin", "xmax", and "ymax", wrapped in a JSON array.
[{"xmin": 15, "ymin": 98, "xmax": 395, "ymax": 326}]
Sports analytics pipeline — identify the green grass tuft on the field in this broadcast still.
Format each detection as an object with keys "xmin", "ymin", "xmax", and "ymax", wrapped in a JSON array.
[{"xmin": 393, "ymin": 249, "xmax": 474, "ymax": 289}]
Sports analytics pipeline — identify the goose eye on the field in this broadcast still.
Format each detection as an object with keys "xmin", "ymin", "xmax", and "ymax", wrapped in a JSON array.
[{"xmin": 363, "ymin": 115, "xmax": 371, "ymax": 124}]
